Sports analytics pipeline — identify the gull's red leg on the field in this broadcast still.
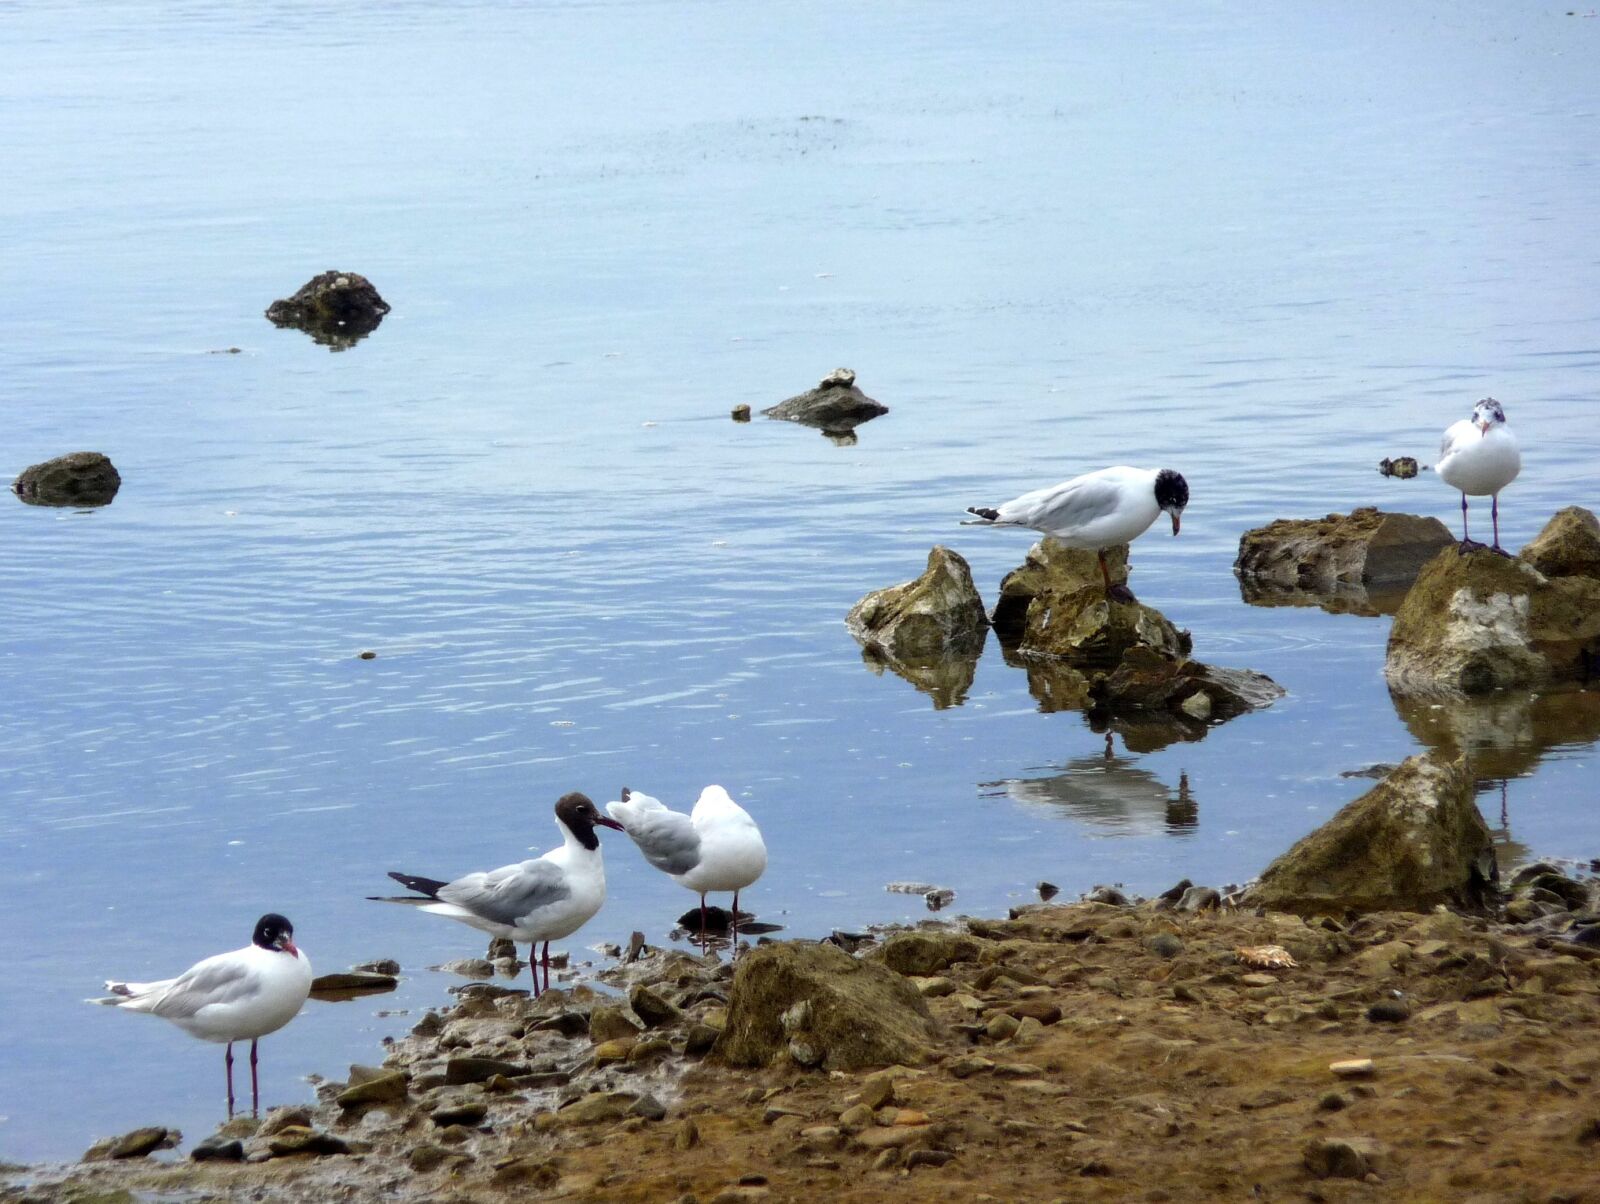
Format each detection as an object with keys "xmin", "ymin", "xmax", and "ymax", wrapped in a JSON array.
[
  {"xmin": 225, "ymin": 1042, "xmax": 235, "ymax": 1118},
  {"xmin": 249, "ymin": 1039, "xmax": 260, "ymax": 1115}
]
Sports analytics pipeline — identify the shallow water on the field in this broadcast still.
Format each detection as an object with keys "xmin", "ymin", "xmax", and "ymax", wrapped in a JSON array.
[{"xmin": 2, "ymin": 0, "xmax": 1598, "ymax": 1163}]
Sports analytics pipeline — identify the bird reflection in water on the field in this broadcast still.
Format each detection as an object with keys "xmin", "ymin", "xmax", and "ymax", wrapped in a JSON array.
[{"xmin": 984, "ymin": 733, "xmax": 1197, "ymax": 835}]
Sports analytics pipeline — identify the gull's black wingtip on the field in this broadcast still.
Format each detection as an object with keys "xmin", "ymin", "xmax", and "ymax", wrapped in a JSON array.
[{"xmin": 386, "ymin": 871, "xmax": 448, "ymax": 898}]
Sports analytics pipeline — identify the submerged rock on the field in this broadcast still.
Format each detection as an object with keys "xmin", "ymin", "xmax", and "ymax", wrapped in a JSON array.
[
  {"xmin": 1087, "ymin": 646, "xmax": 1284, "ymax": 726},
  {"xmin": 763, "ymin": 368, "xmax": 888, "ymax": 436},
  {"xmin": 265, "ymin": 270, "xmax": 390, "ymax": 350},
  {"xmin": 990, "ymin": 540, "xmax": 1188, "ymax": 666},
  {"xmin": 1235, "ymin": 508, "xmax": 1453, "ymax": 597},
  {"xmin": 13, "ymin": 451, "xmax": 121, "ymax": 507},
  {"xmin": 713, "ymin": 943, "xmax": 939, "ymax": 1071},
  {"xmin": 1384, "ymin": 544, "xmax": 1600, "ymax": 695},
  {"xmin": 1378, "ymin": 456, "xmax": 1419, "ymax": 479},
  {"xmin": 1245, "ymin": 753, "xmax": 1496, "ymax": 916},
  {"xmin": 1519, "ymin": 505, "xmax": 1600, "ymax": 580}
]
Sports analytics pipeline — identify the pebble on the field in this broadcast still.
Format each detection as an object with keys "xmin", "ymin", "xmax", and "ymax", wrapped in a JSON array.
[
  {"xmin": 1367, "ymin": 999, "xmax": 1412, "ymax": 1023},
  {"xmin": 838, "ymin": 1104, "xmax": 874, "ymax": 1132},
  {"xmin": 859, "ymin": 1074, "xmax": 897, "ymax": 1110},
  {"xmin": 674, "ymin": 1118, "xmax": 701, "ymax": 1150},
  {"xmin": 985, "ymin": 1013, "xmax": 1021, "ymax": 1041},
  {"xmin": 1330, "ymin": 1058, "xmax": 1377, "ymax": 1078}
]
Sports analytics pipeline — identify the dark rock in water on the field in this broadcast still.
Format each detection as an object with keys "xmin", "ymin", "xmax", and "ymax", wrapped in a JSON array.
[
  {"xmin": 1385, "ymin": 544, "xmax": 1600, "ymax": 695},
  {"xmin": 1037, "ymin": 881, "xmax": 1060, "ymax": 901},
  {"xmin": 924, "ymin": 887, "xmax": 956, "ymax": 911},
  {"xmin": 190, "ymin": 1135, "xmax": 246, "ymax": 1162},
  {"xmin": 14, "ymin": 452, "xmax": 121, "ymax": 507},
  {"xmin": 265, "ymin": 270, "xmax": 390, "ymax": 350},
  {"xmin": 1519, "ymin": 505, "xmax": 1600, "ymax": 580},
  {"xmin": 675, "ymin": 904, "xmax": 753, "ymax": 934},
  {"xmin": 1087, "ymin": 646, "xmax": 1284, "ymax": 727},
  {"xmin": 1235, "ymin": 508, "xmax": 1453, "ymax": 599},
  {"xmin": 763, "ymin": 368, "xmax": 888, "ymax": 436},
  {"xmin": 353, "ymin": 957, "xmax": 400, "ymax": 975},
  {"xmin": 991, "ymin": 540, "xmax": 1189, "ymax": 665},
  {"xmin": 1340, "ymin": 763, "xmax": 1399, "ymax": 780},
  {"xmin": 713, "ymin": 942, "xmax": 939, "ymax": 1071},
  {"xmin": 1378, "ymin": 456, "xmax": 1419, "ymax": 479},
  {"xmin": 1245, "ymin": 753, "xmax": 1496, "ymax": 916},
  {"xmin": 731, "ymin": 404, "xmax": 752, "ymax": 422},
  {"xmin": 310, "ymin": 970, "xmax": 399, "ymax": 1001},
  {"xmin": 83, "ymin": 1126, "xmax": 180, "ymax": 1161},
  {"xmin": 847, "ymin": 547, "xmax": 988, "ymax": 697}
]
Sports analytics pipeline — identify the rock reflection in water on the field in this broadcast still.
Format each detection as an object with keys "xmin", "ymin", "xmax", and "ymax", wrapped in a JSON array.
[
  {"xmin": 856, "ymin": 637, "xmax": 983, "ymax": 710},
  {"xmin": 983, "ymin": 744, "xmax": 1197, "ymax": 834},
  {"xmin": 1390, "ymin": 686, "xmax": 1600, "ymax": 781},
  {"xmin": 1236, "ymin": 574, "xmax": 1410, "ymax": 618}
]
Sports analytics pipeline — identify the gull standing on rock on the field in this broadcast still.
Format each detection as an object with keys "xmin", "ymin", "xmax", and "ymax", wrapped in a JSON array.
[
  {"xmin": 1436, "ymin": 397, "xmax": 1521, "ymax": 554},
  {"xmin": 607, "ymin": 786, "xmax": 767, "ymax": 953},
  {"xmin": 372, "ymin": 792, "xmax": 624, "ymax": 996},
  {"xmin": 962, "ymin": 466, "xmax": 1190, "ymax": 603},
  {"xmin": 91, "ymin": 913, "xmax": 312, "ymax": 1117}
]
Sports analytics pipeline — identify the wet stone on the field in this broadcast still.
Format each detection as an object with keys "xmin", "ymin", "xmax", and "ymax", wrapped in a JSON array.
[
  {"xmin": 189, "ymin": 1135, "xmax": 246, "ymax": 1162},
  {"xmin": 1367, "ymin": 998, "xmax": 1412, "ymax": 1023}
]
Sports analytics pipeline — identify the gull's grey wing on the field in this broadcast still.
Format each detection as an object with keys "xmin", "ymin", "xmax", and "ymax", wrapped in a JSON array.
[
  {"xmin": 1003, "ymin": 474, "xmax": 1126, "ymax": 532},
  {"xmin": 621, "ymin": 807, "xmax": 702, "ymax": 876},
  {"xmin": 1440, "ymin": 419, "xmax": 1475, "ymax": 463},
  {"xmin": 146, "ymin": 955, "xmax": 259, "ymax": 1020},
  {"xmin": 439, "ymin": 859, "xmax": 571, "ymax": 926}
]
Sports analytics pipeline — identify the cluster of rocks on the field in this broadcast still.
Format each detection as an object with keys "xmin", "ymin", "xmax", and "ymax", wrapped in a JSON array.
[{"xmin": 848, "ymin": 540, "xmax": 1283, "ymax": 735}]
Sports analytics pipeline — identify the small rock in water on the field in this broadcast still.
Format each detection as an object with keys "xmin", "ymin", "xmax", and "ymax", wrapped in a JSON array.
[
  {"xmin": 731, "ymin": 404, "xmax": 752, "ymax": 422},
  {"xmin": 1340, "ymin": 763, "xmax": 1398, "ymax": 779},
  {"xmin": 353, "ymin": 958, "xmax": 400, "ymax": 975},
  {"xmin": 1377, "ymin": 456, "xmax": 1420, "ymax": 479},
  {"xmin": 265, "ymin": 270, "xmax": 390, "ymax": 350},
  {"xmin": 1085, "ymin": 885, "xmax": 1130, "ymax": 906},
  {"xmin": 14, "ymin": 451, "xmax": 121, "ymax": 508},
  {"xmin": 437, "ymin": 958, "xmax": 496, "ymax": 980},
  {"xmin": 924, "ymin": 888, "xmax": 956, "ymax": 911},
  {"xmin": 357, "ymin": 650, "xmax": 377, "ymax": 660},
  {"xmin": 1037, "ymin": 881, "xmax": 1059, "ymax": 901},
  {"xmin": 885, "ymin": 880, "xmax": 939, "ymax": 895}
]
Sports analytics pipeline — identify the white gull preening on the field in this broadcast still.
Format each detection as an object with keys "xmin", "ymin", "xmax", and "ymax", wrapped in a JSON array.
[
  {"xmin": 607, "ymin": 785, "xmax": 767, "ymax": 952},
  {"xmin": 962, "ymin": 465, "xmax": 1189, "ymax": 603},
  {"xmin": 91, "ymin": 913, "xmax": 312, "ymax": 1116},
  {"xmin": 372, "ymin": 792, "xmax": 624, "ymax": 995},
  {"xmin": 1437, "ymin": 397, "xmax": 1521, "ymax": 554}
]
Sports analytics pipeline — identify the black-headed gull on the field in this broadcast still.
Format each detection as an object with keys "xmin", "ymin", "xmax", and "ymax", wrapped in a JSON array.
[
  {"xmin": 1437, "ymin": 398, "xmax": 1521, "ymax": 554},
  {"xmin": 373, "ymin": 792, "xmax": 624, "ymax": 996},
  {"xmin": 607, "ymin": 785, "xmax": 767, "ymax": 953},
  {"xmin": 963, "ymin": 466, "xmax": 1189, "ymax": 603},
  {"xmin": 92, "ymin": 913, "xmax": 312, "ymax": 1116}
]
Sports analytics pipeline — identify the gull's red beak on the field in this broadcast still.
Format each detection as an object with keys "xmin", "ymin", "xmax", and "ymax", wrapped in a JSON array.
[
  {"xmin": 1170, "ymin": 512, "xmax": 1182, "ymax": 536},
  {"xmin": 596, "ymin": 815, "xmax": 626, "ymax": 832},
  {"xmin": 1478, "ymin": 420, "xmax": 1490, "ymax": 434},
  {"xmin": 282, "ymin": 938, "xmax": 300, "ymax": 958}
]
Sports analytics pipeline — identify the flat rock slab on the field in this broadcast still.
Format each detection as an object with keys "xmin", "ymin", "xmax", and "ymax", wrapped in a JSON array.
[{"xmin": 1235, "ymin": 508, "xmax": 1453, "ymax": 599}]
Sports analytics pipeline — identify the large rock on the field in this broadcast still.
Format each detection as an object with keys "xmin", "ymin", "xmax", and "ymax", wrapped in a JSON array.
[
  {"xmin": 1384, "ymin": 546, "xmax": 1600, "ymax": 695},
  {"xmin": 713, "ymin": 942, "xmax": 939, "ymax": 1071},
  {"xmin": 1234, "ymin": 508, "xmax": 1453, "ymax": 597},
  {"xmin": 266, "ymin": 270, "xmax": 390, "ymax": 349},
  {"xmin": 1245, "ymin": 753, "xmax": 1496, "ymax": 916},
  {"xmin": 763, "ymin": 368, "xmax": 888, "ymax": 434},
  {"xmin": 847, "ymin": 545, "xmax": 987, "ymax": 663},
  {"xmin": 13, "ymin": 452, "xmax": 121, "ymax": 507},
  {"xmin": 990, "ymin": 540, "xmax": 1189, "ymax": 666},
  {"xmin": 1519, "ymin": 506, "xmax": 1600, "ymax": 580}
]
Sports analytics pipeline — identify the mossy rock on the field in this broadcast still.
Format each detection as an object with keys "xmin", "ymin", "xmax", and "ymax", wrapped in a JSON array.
[
  {"xmin": 873, "ymin": 931, "xmax": 981, "ymax": 977},
  {"xmin": 847, "ymin": 547, "xmax": 987, "ymax": 705},
  {"xmin": 1519, "ymin": 506, "xmax": 1600, "ymax": 580},
  {"xmin": 1385, "ymin": 545, "xmax": 1600, "ymax": 695},
  {"xmin": 265, "ymin": 270, "xmax": 389, "ymax": 349},
  {"xmin": 1235, "ymin": 508, "xmax": 1452, "ymax": 591},
  {"xmin": 1245, "ymin": 753, "xmax": 1495, "ymax": 916},
  {"xmin": 713, "ymin": 943, "xmax": 939, "ymax": 1071},
  {"xmin": 991, "ymin": 540, "xmax": 1188, "ymax": 666}
]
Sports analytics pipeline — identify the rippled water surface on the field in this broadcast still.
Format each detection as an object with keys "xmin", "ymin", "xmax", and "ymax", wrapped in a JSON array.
[{"xmin": 3, "ymin": 0, "xmax": 1598, "ymax": 1162}]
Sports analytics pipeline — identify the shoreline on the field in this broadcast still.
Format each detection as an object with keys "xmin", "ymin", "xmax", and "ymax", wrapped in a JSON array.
[{"xmin": 5, "ymin": 873, "xmax": 1598, "ymax": 1203}]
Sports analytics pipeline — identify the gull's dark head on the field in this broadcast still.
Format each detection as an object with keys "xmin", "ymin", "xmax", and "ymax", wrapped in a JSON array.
[
  {"xmin": 1154, "ymin": 469, "xmax": 1189, "ymax": 536},
  {"xmin": 253, "ymin": 913, "xmax": 300, "ymax": 958},
  {"xmin": 555, "ymin": 791, "xmax": 624, "ymax": 850},
  {"xmin": 1473, "ymin": 397, "xmax": 1507, "ymax": 432}
]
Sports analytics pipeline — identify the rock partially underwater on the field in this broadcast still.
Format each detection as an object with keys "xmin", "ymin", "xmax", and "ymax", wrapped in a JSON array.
[
  {"xmin": 1235, "ymin": 508, "xmax": 1452, "ymax": 616},
  {"xmin": 846, "ymin": 545, "xmax": 986, "ymax": 708},
  {"xmin": 13, "ymin": 451, "xmax": 121, "ymax": 507},
  {"xmin": 1385, "ymin": 524, "xmax": 1600, "ymax": 696},
  {"xmin": 1246, "ymin": 753, "xmax": 1496, "ymax": 916},
  {"xmin": 265, "ymin": 270, "xmax": 390, "ymax": 350},
  {"xmin": 762, "ymin": 368, "xmax": 888, "ymax": 438}
]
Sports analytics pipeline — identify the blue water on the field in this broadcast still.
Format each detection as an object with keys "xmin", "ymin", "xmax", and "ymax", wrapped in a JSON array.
[{"xmin": 2, "ymin": 0, "xmax": 1597, "ymax": 1163}]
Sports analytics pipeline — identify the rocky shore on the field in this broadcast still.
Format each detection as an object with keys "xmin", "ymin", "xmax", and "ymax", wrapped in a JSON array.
[{"xmin": 9, "ymin": 819, "xmax": 1597, "ymax": 1201}]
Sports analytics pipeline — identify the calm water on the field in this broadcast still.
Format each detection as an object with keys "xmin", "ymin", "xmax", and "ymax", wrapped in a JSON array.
[{"xmin": 2, "ymin": 0, "xmax": 1597, "ymax": 1163}]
